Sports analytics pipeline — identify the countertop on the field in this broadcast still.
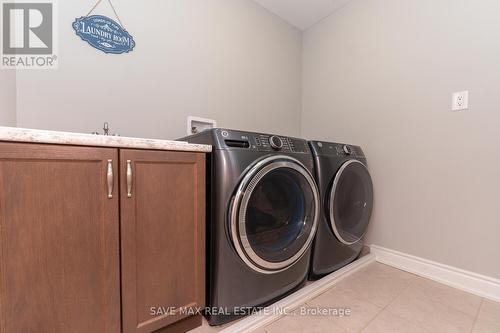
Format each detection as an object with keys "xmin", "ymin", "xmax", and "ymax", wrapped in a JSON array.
[{"xmin": 0, "ymin": 126, "xmax": 212, "ymax": 153}]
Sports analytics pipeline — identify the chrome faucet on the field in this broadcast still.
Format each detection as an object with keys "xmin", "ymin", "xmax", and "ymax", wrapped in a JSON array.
[
  {"xmin": 103, "ymin": 122, "xmax": 110, "ymax": 136},
  {"xmin": 92, "ymin": 122, "xmax": 119, "ymax": 136}
]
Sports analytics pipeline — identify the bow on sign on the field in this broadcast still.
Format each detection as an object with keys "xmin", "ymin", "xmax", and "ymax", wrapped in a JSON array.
[{"xmin": 72, "ymin": 0, "xmax": 136, "ymax": 54}]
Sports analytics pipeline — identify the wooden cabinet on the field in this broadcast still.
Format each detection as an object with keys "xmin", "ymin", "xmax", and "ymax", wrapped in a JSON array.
[
  {"xmin": 0, "ymin": 143, "xmax": 206, "ymax": 333},
  {"xmin": 0, "ymin": 143, "xmax": 121, "ymax": 333},
  {"xmin": 120, "ymin": 150, "xmax": 205, "ymax": 333}
]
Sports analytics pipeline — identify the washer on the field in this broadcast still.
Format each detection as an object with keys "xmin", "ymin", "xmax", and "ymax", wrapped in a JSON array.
[
  {"xmin": 181, "ymin": 129, "xmax": 320, "ymax": 325},
  {"xmin": 308, "ymin": 141, "xmax": 374, "ymax": 279}
]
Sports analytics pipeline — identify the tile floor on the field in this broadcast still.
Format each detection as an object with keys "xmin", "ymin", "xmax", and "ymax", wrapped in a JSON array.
[{"xmin": 190, "ymin": 262, "xmax": 500, "ymax": 333}]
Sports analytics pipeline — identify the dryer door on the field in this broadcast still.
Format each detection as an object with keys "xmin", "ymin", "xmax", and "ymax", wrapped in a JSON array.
[
  {"xmin": 328, "ymin": 160, "xmax": 373, "ymax": 245},
  {"xmin": 230, "ymin": 156, "xmax": 320, "ymax": 274}
]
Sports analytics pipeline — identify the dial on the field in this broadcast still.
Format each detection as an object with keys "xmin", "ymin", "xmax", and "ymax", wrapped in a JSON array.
[
  {"xmin": 343, "ymin": 145, "xmax": 352, "ymax": 155},
  {"xmin": 269, "ymin": 136, "xmax": 284, "ymax": 150}
]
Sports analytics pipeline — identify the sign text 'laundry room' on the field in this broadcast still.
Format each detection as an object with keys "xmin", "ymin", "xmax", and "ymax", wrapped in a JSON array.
[{"xmin": 72, "ymin": 15, "xmax": 135, "ymax": 54}]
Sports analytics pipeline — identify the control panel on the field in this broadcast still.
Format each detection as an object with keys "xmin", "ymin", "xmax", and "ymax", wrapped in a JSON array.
[
  {"xmin": 313, "ymin": 141, "xmax": 364, "ymax": 158},
  {"xmin": 218, "ymin": 129, "xmax": 308, "ymax": 153}
]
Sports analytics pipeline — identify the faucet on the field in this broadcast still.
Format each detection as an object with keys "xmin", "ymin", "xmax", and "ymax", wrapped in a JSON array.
[
  {"xmin": 92, "ymin": 122, "xmax": 119, "ymax": 136},
  {"xmin": 103, "ymin": 122, "xmax": 110, "ymax": 136}
]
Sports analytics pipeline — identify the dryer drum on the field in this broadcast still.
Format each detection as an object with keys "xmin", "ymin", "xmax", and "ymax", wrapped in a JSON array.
[
  {"xmin": 230, "ymin": 155, "xmax": 320, "ymax": 274},
  {"xmin": 328, "ymin": 160, "xmax": 374, "ymax": 245}
]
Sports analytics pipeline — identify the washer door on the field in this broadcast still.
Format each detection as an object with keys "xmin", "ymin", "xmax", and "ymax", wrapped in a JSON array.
[
  {"xmin": 230, "ymin": 156, "xmax": 320, "ymax": 274},
  {"xmin": 329, "ymin": 160, "xmax": 373, "ymax": 245}
]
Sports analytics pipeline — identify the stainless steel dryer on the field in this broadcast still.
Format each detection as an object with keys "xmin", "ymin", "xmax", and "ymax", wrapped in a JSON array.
[
  {"xmin": 308, "ymin": 141, "xmax": 373, "ymax": 279},
  {"xmin": 180, "ymin": 129, "xmax": 320, "ymax": 325}
]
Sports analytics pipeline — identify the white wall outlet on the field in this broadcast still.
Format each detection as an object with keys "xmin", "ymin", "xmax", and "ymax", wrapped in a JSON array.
[
  {"xmin": 187, "ymin": 116, "xmax": 217, "ymax": 135},
  {"xmin": 452, "ymin": 91, "xmax": 469, "ymax": 111}
]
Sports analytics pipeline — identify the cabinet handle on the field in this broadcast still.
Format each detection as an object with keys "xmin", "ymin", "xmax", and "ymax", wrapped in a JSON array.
[
  {"xmin": 127, "ymin": 160, "xmax": 133, "ymax": 198},
  {"xmin": 107, "ymin": 159, "xmax": 113, "ymax": 199}
]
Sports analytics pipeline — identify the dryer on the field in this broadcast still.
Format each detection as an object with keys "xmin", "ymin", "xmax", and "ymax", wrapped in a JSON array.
[
  {"xmin": 181, "ymin": 129, "xmax": 320, "ymax": 325},
  {"xmin": 308, "ymin": 141, "xmax": 373, "ymax": 279}
]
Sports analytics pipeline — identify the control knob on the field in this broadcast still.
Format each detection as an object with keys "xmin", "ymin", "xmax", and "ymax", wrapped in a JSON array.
[
  {"xmin": 269, "ymin": 136, "xmax": 284, "ymax": 150},
  {"xmin": 343, "ymin": 145, "xmax": 352, "ymax": 155}
]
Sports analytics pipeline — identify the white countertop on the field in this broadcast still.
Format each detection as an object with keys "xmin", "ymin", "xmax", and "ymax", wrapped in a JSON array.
[{"xmin": 0, "ymin": 126, "xmax": 211, "ymax": 153}]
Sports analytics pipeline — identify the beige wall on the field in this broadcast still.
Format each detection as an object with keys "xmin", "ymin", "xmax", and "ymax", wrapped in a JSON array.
[
  {"xmin": 0, "ymin": 71, "xmax": 16, "ymax": 126},
  {"xmin": 16, "ymin": 0, "xmax": 302, "ymax": 139},
  {"xmin": 302, "ymin": 0, "xmax": 500, "ymax": 278}
]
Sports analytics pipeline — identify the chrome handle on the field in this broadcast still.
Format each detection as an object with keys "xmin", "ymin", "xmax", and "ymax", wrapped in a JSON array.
[
  {"xmin": 126, "ymin": 160, "xmax": 133, "ymax": 198},
  {"xmin": 107, "ymin": 159, "xmax": 113, "ymax": 199}
]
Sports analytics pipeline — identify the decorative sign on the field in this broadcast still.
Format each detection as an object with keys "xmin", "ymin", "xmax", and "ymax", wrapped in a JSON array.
[{"xmin": 72, "ymin": 15, "xmax": 135, "ymax": 54}]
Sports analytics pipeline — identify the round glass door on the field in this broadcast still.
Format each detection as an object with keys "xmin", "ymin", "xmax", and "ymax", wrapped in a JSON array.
[
  {"xmin": 230, "ymin": 156, "xmax": 320, "ymax": 274},
  {"xmin": 329, "ymin": 160, "xmax": 373, "ymax": 245}
]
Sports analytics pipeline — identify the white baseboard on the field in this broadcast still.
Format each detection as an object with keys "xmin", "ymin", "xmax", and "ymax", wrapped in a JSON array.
[
  {"xmin": 220, "ymin": 253, "xmax": 376, "ymax": 333},
  {"xmin": 370, "ymin": 245, "xmax": 500, "ymax": 303}
]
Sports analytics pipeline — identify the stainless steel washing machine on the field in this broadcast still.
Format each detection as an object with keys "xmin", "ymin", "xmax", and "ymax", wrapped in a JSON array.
[
  {"xmin": 308, "ymin": 141, "xmax": 374, "ymax": 279},
  {"xmin": 180, "ymin": 129, "xmax": 320, "ymax": 325}
]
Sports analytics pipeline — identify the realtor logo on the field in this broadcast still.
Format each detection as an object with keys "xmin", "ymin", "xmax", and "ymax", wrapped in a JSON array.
[{"xmin": 1, "ymin": 0, "xmax": 57, "ymax": 69}]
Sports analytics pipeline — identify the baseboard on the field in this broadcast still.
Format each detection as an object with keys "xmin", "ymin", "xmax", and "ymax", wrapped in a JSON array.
[
  {"xmin": 370, "ymin": 245, "xmax": 500, "ymax": 303},
  {"xmin": 220, "ymin": 253, "xmax": 376, "ymax": 333}
]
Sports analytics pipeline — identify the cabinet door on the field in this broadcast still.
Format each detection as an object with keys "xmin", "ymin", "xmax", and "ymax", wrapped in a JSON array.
[
  {"xmin": 120, "ymin": 150, "xmax": 205, "ymax": 333},
  {"xmin": 0, "ymin": 143, "xmax": 121, "ymax": 333}
]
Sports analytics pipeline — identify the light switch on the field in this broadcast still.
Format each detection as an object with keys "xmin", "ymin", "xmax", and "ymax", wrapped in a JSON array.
[{"xmin": 452, "ymin": 91, "xmax": 469, "ymax": 111}]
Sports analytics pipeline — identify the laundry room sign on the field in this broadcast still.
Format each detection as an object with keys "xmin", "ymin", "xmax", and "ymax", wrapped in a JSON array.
[{"xmin": 73, "ymin": 0, "xmax": 135, "ymax": 54}]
